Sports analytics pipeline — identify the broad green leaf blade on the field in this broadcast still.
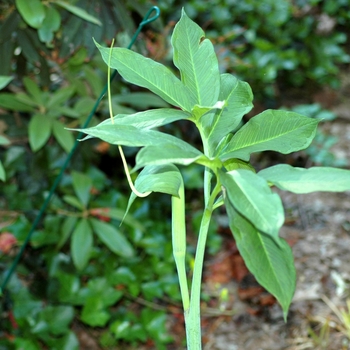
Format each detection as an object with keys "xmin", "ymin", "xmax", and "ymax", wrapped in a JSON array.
[
  {"xmin": 98, "ymin": 108, "xmax": 190, "ymax": 130},
  {"xmin": 89, "ymin": 218, "xmax": 134, "ymax": 258},
  {"xmin": 206, "ymin": 74, "xmax": 254, "ymax": 150},
  {"xmin": 54, "ymin": 1, "xmax": 101, "ymax": 26},
  {"xmin": 225, "ymin": 203, "xmax": 295, "ymax": 320},
  {"xmin": 0, "ymin": 76, "xmax": 13, "ymax": 90},
  {"xmin": 71, "ymin": 219, "xmax": 93, "ymax": 271},
  {"xmin": 0, "ymin": 93, "xmax": 36, "ymax": 112},
  {"xmin": 15, "ymin": 0, "xmax": 45, "ymax": 28},
  {"xmin": 95, "ymin": 41, "xmax": 194, "ymax": 112},
  {"xmin": 259, "ymin": 164, "xmax": 350, "ymax": 193},
  {"xmin": 219, "ymin": 110, "xmax": 319, "ymax": 161},
  {"xmin": 135, "ymin": 144, "xmax": 205, "ymax": 170},
  {"xmin": 219, "ymin": 169, "xmax": 284, "ymax": 243},
  {"xmin": 38, "ymin": 6, "xmax": 61, "ymax": 44},
  {"xmin": 74, "ymin": 124, "xmax": 199, "ymax": 152},
  {"xmin": 23, "ymin": 77, "xmax": 44, "ymax": 106},
  {"xmin": 125, "ymin": 164, "xmax": 182, "ymax": 217},
  {"xmin": 29, "ymin": 114, "xmax": 52, "ymax": 151},
  {"xmin": 52, "ymin": 120, "xmax": 74, "ymax": 153},
  {"xmin": 171, "ymin": 9, "xmax": 220, "ymax": 106},
  {"xmin": 72, "ymin": 171, "xmax": 92, "ymax": 207}
]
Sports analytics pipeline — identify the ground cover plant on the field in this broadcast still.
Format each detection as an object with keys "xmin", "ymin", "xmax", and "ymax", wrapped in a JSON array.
[{"xmin": 74, "ymin": 9, "xmax": 350, "ymax": 349}]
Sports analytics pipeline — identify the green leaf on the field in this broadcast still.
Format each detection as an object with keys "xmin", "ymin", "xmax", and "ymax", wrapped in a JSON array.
[
  {"xmin": 23, "ymin": 77, "xmax": 44, "ymax": 106},
  {"xmin": 38, "ymin": 305, "xmax": 75, "ymax": 335},
  {"xmin": 223, "ymin": 158, "xmax": 256, "ymax": 172},
  {"xmin": 71, "ymin": 171, "xmax": 92, "ymax": 207},
  {"xmin": 38, "ymin": 6, "xmax": 61, "ymax": 44},
  {"xmin": 220, "ymin": 169, "xmax": 284, "ymax": 242},
  {"xmin": 15, "ymin": 0, "xmax": 45, "ymax": 28},
  {"xmin": 29, "ymin": 114, "xmax": 52, "ymax": 151},
  {"xmin": 62, "ymin": 195, "xmax": 84, "ymax": 210},
  {"xmin": 98, "ymin": 108, "xmax": 190, "ymax": 130},
  {"xmin": 81, "ymin": 278, "xmax": 123, "ymax": 327},
  {"xmin": 171, "ymin": 9, "xmax": 220, "ymax": 106},
  {"xmin": 259, "ymin": 164, "xmax": 350, "ymax": 193},
  {"xmin": 0, "ymin": 76, "xmax": 13, "ymax": 90},
  {"xmin": 71, "ymin": 218, "xmax": 93, "ymax": 271},
  {"xmin": 125, "ymin": 164, "xmax": 183, "ymax": 220},
  {"xmin": 135, "ymin": 144, "xmax": 205, "ymax": 170},
  {"xmin": 0, "ymin": 160, "xmax": 5, "ymax": 181},
  {"xmin": 219, "ymin": 110, "xmax": 319, "ymax": 161},
  {"xmin": 89, "ymin": 218, "xmax": 134, "ymax": 258},
  {"xmin": 225, "ymin": 203, "xmax": 295, "ymax": 320},
  {"xmin": 206, "ymin": 74, "xmax": 254, "ymax": 150},
  {"xmin": 52, "ymin": 120, "xmax": 74, "ymax": 153},
  {"xmin": 95, "ymin": 41, "xmax": 194, "ymax": 112},
  {"xmin": 54, "ymin": 1, "xmax": 101, "ymax": 26},
  {"xmin": 114, "ymin": 92, "xmax": 170, "ymax": 109},
  {"xmin": 134, "ymin": 164, "xmax": 183, "ymax": 197},
  {"xmin": 47, "ymin": 86, "xmax": 75, "ymax": 109},
  {"xmin": 57, "ymin": 216, "xmax": 78, "ymax": 250},
  {"xmin": 54, "ymin": 331, "xmax": 79, "ymax": 350},
  {"xmin": 0, "ymin": 93, "xmax": 36, "ymax": 112},
  {"xmin": 190, "ymin": 101, "xmax": 225, "ymax": 121},
  {"xmin": 74, "ymin": 124, "xmax": 200, "ymax": 152}
]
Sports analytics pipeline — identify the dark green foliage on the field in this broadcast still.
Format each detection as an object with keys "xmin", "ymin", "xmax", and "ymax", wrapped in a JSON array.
[{"xmin": 157, "ymin": 0, "xmax": 350, "ymax": 98}]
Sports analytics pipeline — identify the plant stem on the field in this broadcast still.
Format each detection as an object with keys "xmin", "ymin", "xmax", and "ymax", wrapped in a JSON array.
[{"xmin": 185, "ymin": 182, "xmax": 220, "ymax": 349}]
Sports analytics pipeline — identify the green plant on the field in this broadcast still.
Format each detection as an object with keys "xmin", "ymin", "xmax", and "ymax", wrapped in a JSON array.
[
  {"xmin": 156, "ymin": 0, "xmax": 350, "ymax": 99},
  {"xmin": 72, "ymin": 9, "xmax": 350, "ymax": 348}
]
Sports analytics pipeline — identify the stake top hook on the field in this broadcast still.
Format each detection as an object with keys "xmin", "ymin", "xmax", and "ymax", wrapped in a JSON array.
[{"xmin": 140, "ymin": 6, "xmax": 161, "ymax": 27}]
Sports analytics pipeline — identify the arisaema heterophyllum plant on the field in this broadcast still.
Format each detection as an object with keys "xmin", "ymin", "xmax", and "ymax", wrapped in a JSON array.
[{"xmin": 72, "ymin": 9, "xmax": 350, "ymax": 349}]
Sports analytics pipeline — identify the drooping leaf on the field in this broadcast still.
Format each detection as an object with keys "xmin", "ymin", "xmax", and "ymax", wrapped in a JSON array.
[
  {"xmin": 29, "ymin": 114, "xmax": 52, "ymax": 151},
  {"xmin": 171, "ymin": 9, "xmax": 220, "ymax": 106},
  {"xmin": 52, "ymin": 120, "xmax": 74, "ymax": 153},
  {"xmin": 54, "ymin": 1, "xmax": 101, "ymax": 26},
  {"xmin": 15, "ymin": 0, "xmax": 45, "ymax": 29},
  {"xmin": 125, "ymin": 164, "xmax": 183, "ymax": 217},
  {"xmin": 38, "ymin": 5, "xmax": 61, "ymax": 44},
  {"xmin": 219, "ymin": 110, "xmax": 319, "ymax": 161},
  {"xmin": 71, "ymin": 218, "xmax": 93, "ymax": 271},
  {"xmin": 225, "ymin": 202, "xmax": 295, "ymax": 320},
  {"xmin": 98, "ymin": 108, "xmax": 190, "ymax": 130},
  {"xmin": 89, "ymin": 218, "xmax": 134, "ymax": 258},
  {"xmin": 219, "ymin": 169, "xmax": 284, "ymax": 243},
  {"xmin": 71, "ymin": 171, "xmax": 92, "ymax": 207},
  {"xmin": 135, "ymin": 144, "xmax": 205, "ymax": 170},
  {"xmin": 206, "ymin": 74, "xmax": 254, "ymax": 150},
  {"xmin": 95, "ymin": 41, "xmax": 195, "ymax": 112},
  {"xmin": 259, "ymin": 164, "xmax": 350, "ymax": 193}
]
